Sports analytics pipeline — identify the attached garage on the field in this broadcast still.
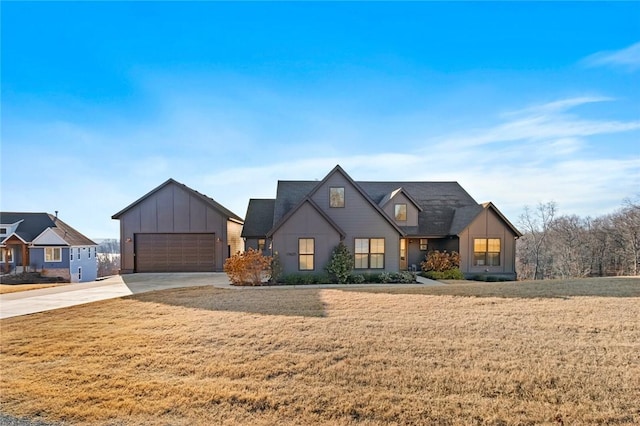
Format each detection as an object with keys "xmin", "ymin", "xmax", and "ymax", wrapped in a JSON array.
[
  {"xmin": 135, "ymin": 233, "xmax": 216, "ymax": 272},
  {"xmin": 112, "ymin": 179, "xmax": 244, "ymax": 274}
]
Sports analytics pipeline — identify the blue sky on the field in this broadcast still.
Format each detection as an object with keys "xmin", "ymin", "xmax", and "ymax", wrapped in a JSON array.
[{"xmin": 2, "ymin": 2, "xmax": 639, "ymax": 239}]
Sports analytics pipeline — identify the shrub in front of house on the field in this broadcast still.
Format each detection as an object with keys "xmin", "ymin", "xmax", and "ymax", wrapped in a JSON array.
[
  {"xmin": 421, "ymin": 250, "xmax": 464, "ymax": 281},
  {"xmin": 224, "ymin": 249, "xmax": 272, "ymax": 286},
  {"xmin": 325, "ymin": 242, "xmax": 354, "ymax": 284},
  {"xmin": 423, "ymin": 269, "xmax": 465, "ymax": 280}
]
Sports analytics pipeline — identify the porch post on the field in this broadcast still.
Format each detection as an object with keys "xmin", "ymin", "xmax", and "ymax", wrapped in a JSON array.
[{"xmin": 22, "ymin": 244, "xmax": 29, "ymax": 272}]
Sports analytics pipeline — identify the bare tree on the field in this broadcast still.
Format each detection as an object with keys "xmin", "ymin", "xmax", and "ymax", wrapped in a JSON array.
[{"xmin": 518, "ymin": 202, "xmax": 556, "ymax": 280}]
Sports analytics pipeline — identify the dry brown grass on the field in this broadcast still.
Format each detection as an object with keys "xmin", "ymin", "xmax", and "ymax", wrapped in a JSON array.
[
  {"xmin": 0, "ymin": 283, "xmax": 64, "ymax": 295},
  {"xmin": 1, "ymin": 278, "xmax": 639, "ymax": 425}
]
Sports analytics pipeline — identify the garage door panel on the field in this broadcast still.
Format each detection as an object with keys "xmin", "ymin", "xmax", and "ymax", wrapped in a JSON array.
[{"xmin": 135, "ymin": 233, "xmax": 216, "ymax": 272}]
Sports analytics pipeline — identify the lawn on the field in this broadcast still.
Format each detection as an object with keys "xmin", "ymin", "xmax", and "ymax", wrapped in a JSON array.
[
  {"xmin": 1, "ymin": 278, "xmax": 639, "ymax": 425},
  {"xmin": 0, "ymin": 283, "xmax": 65, "ymax": 295}
]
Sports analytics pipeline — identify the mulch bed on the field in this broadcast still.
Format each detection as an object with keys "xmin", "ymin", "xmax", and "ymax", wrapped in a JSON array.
[{"xmin": 0, "ymin": 272, "xmax": 67, "ymax": 285}]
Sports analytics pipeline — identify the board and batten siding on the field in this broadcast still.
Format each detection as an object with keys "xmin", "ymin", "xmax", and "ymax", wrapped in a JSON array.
[
  {"xmin": 271, "ymin": 201, "xmax": 342, "ymax": 273},
  {"xmin": 118, "ymin": 182, "xmax": 229, "ymax": 273},
  {"xmin": 458, "ymin": 207, "xmax": 517, "ymax": 277},
  {"xmin": 380, "ymin": 192, "xmax": 419, "ymax": 227},
  {"xmin": 309, "ymin": 172, "xmax": 401, "ymax": 272}
]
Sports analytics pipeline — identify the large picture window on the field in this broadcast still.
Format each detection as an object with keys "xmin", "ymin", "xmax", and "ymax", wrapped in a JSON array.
[
  {"xmin": 473, "ymin": 238, "xmax": 501, "ymax": 266},
  {"xmin": 45, "ymin": 247, "xmax": 62, "ymax": 262},
  {"xmin": 299, "ymin": 238, "xmax": 315, "ymax": 270},
  {"xmin": 354, "ymin": 238, "xmax": 385, "ymax": 269},
  {"xmin": 329, "ymin": 187, "xmax": 345, "ymax": 208}
]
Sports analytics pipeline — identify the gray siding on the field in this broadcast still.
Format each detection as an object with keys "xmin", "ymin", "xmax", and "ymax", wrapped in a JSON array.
[
  {"xmin": 118, "ymin": 182, "xmax": 230, "ymax": 273},
  {"xmin": 272, "ymin": 201, "xmax": 342, "ymax": 273},
  {"xmin": 381, "ymin": 192, "xmax": 419, "ymax": 227},
  {"xmin": 458, "ymin": 208, "xmax": 517, "ymax": 278},
  {"xmin": 308, "ymin": 173, "xmax": 401, "ymax": 273}
]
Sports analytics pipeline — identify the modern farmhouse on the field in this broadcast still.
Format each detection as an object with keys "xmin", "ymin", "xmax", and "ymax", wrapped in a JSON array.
[
  {"xmin": 242, "ymin": 165, "xmax": 522, "ymax": 279},
  {"xmin": 112, "ymin": 179, "xmax": 244, "ymax": 273},
  {"xmin": 0, "ymin": 212, "xmax": 98, "ymax": 282}
]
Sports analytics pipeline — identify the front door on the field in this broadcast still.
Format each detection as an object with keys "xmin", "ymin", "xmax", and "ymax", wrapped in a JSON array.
[{"xmin": 400, "ymin": 239, "xmax": 408, "ymax": 270}]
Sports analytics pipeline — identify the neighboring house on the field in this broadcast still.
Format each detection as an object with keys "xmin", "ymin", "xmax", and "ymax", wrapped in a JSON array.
[
  {"xmin": 242, "ymin": 165, "xmax": 522, "ymax": 279},
  {"xmin": 0, "ymin": 212, "xmax": 98, "ymax": 283},
  {"xmin": 112, "ymin": 179, "xmax": 244, "ymax": 273}
]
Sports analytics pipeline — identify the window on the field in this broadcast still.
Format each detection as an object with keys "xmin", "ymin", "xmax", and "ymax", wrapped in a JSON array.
[
  {"xmin": 473, "ymin": 238, "xmax": 501, "ymax": 266},
  {"xmin": 394, "ymin": 204, "xmax": 407, "ymax": 221},
  {"xmin": 45, "ymin": 247, "xmax": 62, "ymax": 262},
  {"xmin": 354, "ymin": 238, "xmax": 385, "ymax": 269},
  {"xmin": 0, "ymin": 227, "xmax": 7, "ymax": 235},
  {"xmin": 78, "ymin": 267, "xmax": 82, "ymax": 281},
  {"xmin": 70, "ymin": 249, "xmax": 73, "ymax": 261},
  {"xmin": 77, "ymin": 248, "xmax": 81, "ymax": 259},
  {"xmin": 1, "ymin": 248, "xmax": 13, "ymax": 263},
  {"xmin": 419, "ymin": 239, "xmax": 428, "ymax": 251},
  {"xmin": 88, "ymin": 247, "xmax": 91, "ymax": 258},
  {"xmin": 298, "ymin": 238, "xmax": 314, "ymax": 270},
  {"xmin": 329, "ymin": 187, "xmax": 345, "ymax": 208},
  {"xmin": 258, "ymin": 239, "xmax": 266, "ymax": 251}
]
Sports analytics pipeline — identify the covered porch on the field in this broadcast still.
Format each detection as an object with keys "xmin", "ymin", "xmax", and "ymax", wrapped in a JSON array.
[{"xmin": 1, "ymin": 235, "xmax": 30, "ymax": 274}]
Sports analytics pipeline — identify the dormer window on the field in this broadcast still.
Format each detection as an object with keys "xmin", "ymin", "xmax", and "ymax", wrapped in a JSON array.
[
  {"xmin": 0, "ymin": 227, "xmax": 7, "ymax": 235},
  {"xmin": 394, "ymin": 204, "xmax": 407, "ymax": 221},
  {"xmin": 330, "ymin": 187, "xmax": 345, "ymax": 208}
]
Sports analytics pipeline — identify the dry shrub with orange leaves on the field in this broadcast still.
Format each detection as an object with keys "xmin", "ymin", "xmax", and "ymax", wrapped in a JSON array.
[{"xmin": 223, "ymin": 248, "xmax": 272, "ymax": 286}]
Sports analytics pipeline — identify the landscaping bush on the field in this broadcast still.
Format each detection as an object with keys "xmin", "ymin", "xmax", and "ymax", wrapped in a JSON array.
[
  {"xmin": 421, "ymin": 250, "xmax": 461, "ymax": 272},
  {"xmin": 348, "ymin": 274, "xmax": 365, "ymax": 284},
  {"xmin": 423, "ymin": 268, "xmax": 465, "ymax": 280},
  {"xmin": 325, "ymin": 242, "xmax": 354, "ymax": 284},
  {"xmin": 379, "ymin": 271, "xmax": 417, "ymax": 283},
  {"xmin": 281, "ymin": 273, "xmax": 331, "ymax": 285},
  {"xmin": 223, "ymin": 249, "xmax": 272, "ymax": 286},
  {"xmin": 269, "ymin": 252, "xmax": 283, "ymax": 284}
]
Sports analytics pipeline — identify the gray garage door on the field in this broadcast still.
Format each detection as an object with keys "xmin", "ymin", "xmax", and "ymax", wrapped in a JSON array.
[{"xmin": 135, "ymin": 233, "xmax": 216, "ymax": 272}]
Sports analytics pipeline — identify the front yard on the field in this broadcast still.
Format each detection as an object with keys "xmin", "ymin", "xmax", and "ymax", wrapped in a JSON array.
[{"xmin": 1, "ymin": 277, "xmax": 639, "ymax": 425}]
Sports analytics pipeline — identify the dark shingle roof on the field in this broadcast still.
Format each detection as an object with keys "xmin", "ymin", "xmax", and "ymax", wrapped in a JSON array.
[
  {"xmin": 243, "ymin": 167, "xmax": 520, "ymax": 239},
  {"xmin": 273, "ymin": 181, "xmax": 318, "ymax": 225},
  {"xmin": 0, "ymin": 212, "xmax": 96, "ymax": 246},
  {"xmin": 241, "ymin": 199, "xmax": 276, "ymax": 238},
  {"xmin": 0, "ymin": 212, "xmax": 55, "ymax": 243}
]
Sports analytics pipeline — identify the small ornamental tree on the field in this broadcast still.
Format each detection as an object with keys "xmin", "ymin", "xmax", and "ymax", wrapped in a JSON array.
[
  {"xmin": 421, "ymin": 250, "xmax": 461, "ymax": 272},
  {"xmin": 224, "ymin": 248, "xmax": 272, "ymax": 286},
  {"xmin": 325, "ymin": 242, "xmax": 354, "ymax": 284},
  {"xmin": 269, "ymin": 252, "xmax": 283, "ymax": 284}
]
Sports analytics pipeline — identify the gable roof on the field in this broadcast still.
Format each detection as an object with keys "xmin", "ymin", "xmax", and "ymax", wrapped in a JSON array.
[
  {"xmin": 267, "ymin": 197, "xmax": 346, "ymax": 239},
  {"xmin": 244, "ymin": 165, "xmax": 520, "ymax": 239},
  {"xmin": 1, "ymin": 212, "xmax": 55, "ymax": 244},
  {"xmin": 241, "ymin": 199, "xmax": 276, "ymax": 238},
  {"xmin": 271, "ymin": 165, "xmax": 405, "ymax": 236},
  {"xmin": 111, "ymin": 178, "xmax": 243, "ymax": 223},
  {"xmin": 0, "ymin": 212, "xmax": 96, "ymax": 246}
]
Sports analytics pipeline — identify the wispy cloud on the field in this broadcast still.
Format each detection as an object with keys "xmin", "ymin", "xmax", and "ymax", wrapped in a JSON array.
[
  {"xmin": 582, "ymin": 41, "xmax": 640, "ymax": 72},
  {"xmin": 429, "ymin": 96, "xmax": 640, "ymax": 149}
]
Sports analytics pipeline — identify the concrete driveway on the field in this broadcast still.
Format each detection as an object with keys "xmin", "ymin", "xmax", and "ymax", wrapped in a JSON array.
[
  {"xmin": 0, "ymin": 273, "xmax": 441, "ymax": 320},
  {"xmin": 0, "ymin": 273, "xmax": 232, "ymax": 320}
]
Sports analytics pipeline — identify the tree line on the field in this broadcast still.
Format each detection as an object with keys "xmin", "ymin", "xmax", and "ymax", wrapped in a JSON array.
[{"xmin": 516, "ymin": 198, "xmax": 640, "ymax": 280}]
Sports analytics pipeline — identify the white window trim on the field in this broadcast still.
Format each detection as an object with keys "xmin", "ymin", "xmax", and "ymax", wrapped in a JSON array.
[{"xmin": 45, "ymin": 247, "xmax": 63, "ymax": 263}]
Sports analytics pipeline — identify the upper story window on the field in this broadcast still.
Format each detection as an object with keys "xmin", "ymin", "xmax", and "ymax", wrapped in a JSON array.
[
  {"xmin": 329, "ymin": 187, "xmax": 345, "ymax": 208},
  {"xmin": 45, "ymin": 247, "xmax": 62, "ymax": 262},
  {"xmin": 70, "ymin": 249, "xmax": 74, "ymax": 261},
  {"xmin": 88, "ymin": 247, "xmax": 91, "ymax": 258},
  {"xmin": 0, "ymin": 227, "xmax": 7, "ymax": 235},
  {"xmin": 394, "ymin": 204, "xmax": 407, "ymax": 221},
  {"xmin": 473, "ymin": 238, "xmax": 501, "ymax": 266}
]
